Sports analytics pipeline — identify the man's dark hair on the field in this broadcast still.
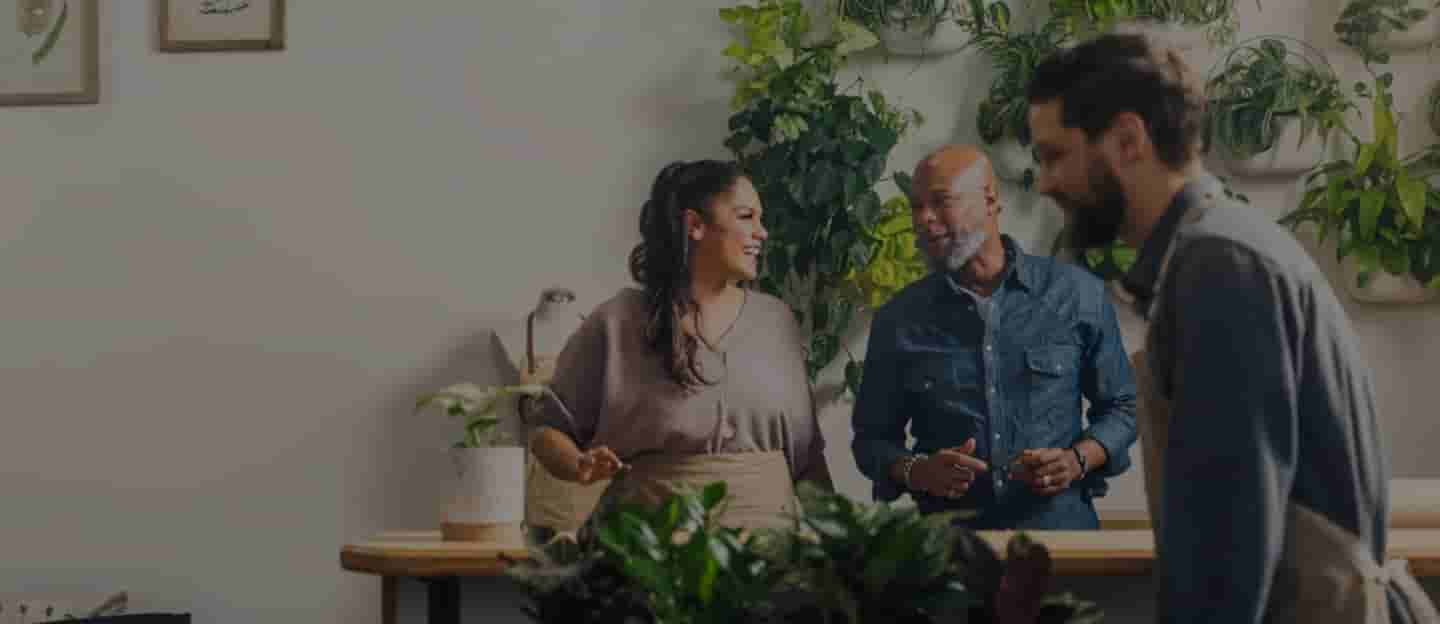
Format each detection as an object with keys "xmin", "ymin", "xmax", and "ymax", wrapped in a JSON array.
[{"xmin": 1026, "ymin": 31, "xmax": 1208, "ymax": 169}]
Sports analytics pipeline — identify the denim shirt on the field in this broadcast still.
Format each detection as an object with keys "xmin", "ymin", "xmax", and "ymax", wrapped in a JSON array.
[{"xmin": 851, "ymin": 235, "xmax": 1137, "ymax": 529}]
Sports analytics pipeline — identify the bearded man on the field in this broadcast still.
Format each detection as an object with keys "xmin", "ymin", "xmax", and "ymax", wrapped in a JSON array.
[{"xmin": 850, "ymin": 144, "xmax": 1138, "ymax": 530}]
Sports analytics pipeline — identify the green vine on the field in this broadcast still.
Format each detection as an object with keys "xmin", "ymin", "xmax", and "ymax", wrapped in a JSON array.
[{"xmin": 720, "ymin": 0, "xmax": 923, "ymax": 394}]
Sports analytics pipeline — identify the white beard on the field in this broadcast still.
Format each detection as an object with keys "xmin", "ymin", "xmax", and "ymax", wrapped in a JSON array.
[{"xmin": 925, "ymin": 229, "xmax": 988, "ymax": 273}]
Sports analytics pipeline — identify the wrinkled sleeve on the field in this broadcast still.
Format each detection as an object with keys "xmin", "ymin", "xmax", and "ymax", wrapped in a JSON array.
[
  {"xmin": 1157, "ymin": 237, "xmax": 1299, "ymax": 624},
  {"xmin": 535, "ymin": 312, "xmax": 608, "ymax": 448},
  {"xmin": 850, "ymin": 308, "xmax": 910, "ymax": 502},
  {"xmin": 1078, "ymin": 283, "xmax": 1138, "ymax": 485}
]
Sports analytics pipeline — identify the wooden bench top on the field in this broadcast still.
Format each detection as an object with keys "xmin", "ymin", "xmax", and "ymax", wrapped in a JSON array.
[{"xmin": 340, "ymin": 527, "xmax": 1440, "ymax": 578}]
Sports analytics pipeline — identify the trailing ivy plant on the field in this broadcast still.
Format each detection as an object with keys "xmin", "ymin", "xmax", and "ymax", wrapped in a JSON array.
[
  {"xmin": 1205, "ymin": 36, "xmax": 1354, "ymax": 161},
  {"xmin": 839, "ymin": 0, "xmax": 964, "ymax": 34},
  {"xmin": 1279, "ymin": 77, "xmax": 1440, "ymax": 290},
  {"xmin": 720, "ymin": 0, "xmax": 923, "ymax": 393},
  {"xmin": 959, "ymin": 0, "xmax": 1071, "ymax": 189},
  {"xmin": 1050, "ymin": 0, "xmax": 1250, "ymax": 44},
  {"xmin": 1335, "ymin": 0, "xmax": 1438, "ymax": 66}
]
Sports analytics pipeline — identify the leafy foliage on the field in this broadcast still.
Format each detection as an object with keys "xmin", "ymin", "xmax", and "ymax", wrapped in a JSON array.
[
  {"xmin": 508, "ymin": 481, "xmax": 1106, "ymax": 624},
  {"xmin": 843, "ymin": 193, "xmax": 929, "ymax": 309},
  {"xmin": 1429, "ymin": 80, "xmax": 1440, "ymax": 137},
  {"xmin": 954, "ymin": 0, "xmax": 1069, "ymax": 189},
  {"xmin": 1279, "ymin": 77, "xmax": 1440, "ymax": 290},
  {"xmin": 839, "ymin": 0, "xmax": 966, "ymax": 33},
  {"xmin": 1334, "ymin": 0, "xmax": 1438, "ymax": 66},
  {"xmin": 1205, "ymin": 36, "xmax": 1354, "ymax": 160},
  {"xmin": 1050, "ymin": 0, "xmax": 1252, "ymax": 45},
  {"xmin": 721, "ymin": 0, "xmax": 923, "ymax": 392}
]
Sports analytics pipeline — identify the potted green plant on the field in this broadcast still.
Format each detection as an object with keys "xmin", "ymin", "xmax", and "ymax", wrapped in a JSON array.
[
  {"xmin": 721, "ymin": 0, "xmax": 923, "ymax": 395},
  {"xmin": 1335, "ymin": 0, "xmax": 1439, "ymax": 55},
  {"xmin": 414, "ymin": 382, "xmax": 546, "ymax": 541},
  {"xmin": 1050, "ymin": 0, "xmax": 1249, "ymax": 45},
  {"xmin": 1279, "ymin": 77, "xmax": 1440, "ymax": 303},
  {"xmin": 1205, "ymin": 36, "xmax": 1354, "ymax": 177},
  {"xmin": 507, "ymin": 481, "xmax": 1106, "ymax": 624},
  {"xmin": 839, "ymin": 0, "xmax": 973, "ymax": 55},
  {"xmin": 960, "ymin": 0, "xmax": 1070, "ymax": 188}
]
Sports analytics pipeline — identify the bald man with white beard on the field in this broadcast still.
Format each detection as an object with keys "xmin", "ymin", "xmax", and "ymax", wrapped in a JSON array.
[{"xmin": 850, "ymin": 145, "xmax": 1139, "ymax": 530}]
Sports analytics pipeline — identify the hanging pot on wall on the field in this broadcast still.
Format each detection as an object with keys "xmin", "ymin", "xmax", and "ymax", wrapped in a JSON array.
[
  {"xmin": 987, "ymin": 139, "xmax": 1034, "ymax": 184},
  {"xmin": 1339, "ymin": 255, "xmax": 1439, "ymax": 304},
  {"xmin": 441, "ymin": 445, "xmax": 526, "ymax": 543},
  {"xmin": 1222, "ymin": 114, "xmax": 1329, "ymax": 178},
  {"xmin": 875, "ymin": 16, "xmax": 969, "ymax": 55},
  {"xmin": 1378, "ymin": 4, "xmax": 1440, "ymax": 50}
]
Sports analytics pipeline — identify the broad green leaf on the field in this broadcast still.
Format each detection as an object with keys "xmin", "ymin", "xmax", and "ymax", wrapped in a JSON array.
[
  {"xmin": 1397, "ymin": 174, "xmax": 1427, "ymax": 232},
  {"xmin": 1356, "ymin": 143, "xmax": 1377, "ymax": 176},
  {"xmin": 1359, "ymin": 190, "xmax": 1385, "ymax": 241}
]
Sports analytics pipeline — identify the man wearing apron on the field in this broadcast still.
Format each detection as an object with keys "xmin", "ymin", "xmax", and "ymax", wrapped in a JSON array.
[{"xmin": 1026, "ymin": 32, "xmax": 1439, "ymax": 623}]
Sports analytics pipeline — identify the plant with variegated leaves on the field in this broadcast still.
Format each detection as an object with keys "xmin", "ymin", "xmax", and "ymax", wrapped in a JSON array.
[{"xmin": 414, "ymin": 383, "xmax": 547, "ymax": 448}]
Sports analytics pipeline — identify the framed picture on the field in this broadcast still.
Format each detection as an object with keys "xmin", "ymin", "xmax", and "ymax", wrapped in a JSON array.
[
  {"xmin": 0, "ymin": 0, "xmax": 99, "ymax": 106},
  {"xmin": 159, "ymin": 0, "xmax": 284, "ymax": 52}
]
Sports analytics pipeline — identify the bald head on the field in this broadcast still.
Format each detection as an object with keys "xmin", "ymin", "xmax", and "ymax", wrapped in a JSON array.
[{"xmin": 914, "ymin": 145, "xmax": 997, "ymax": 197}]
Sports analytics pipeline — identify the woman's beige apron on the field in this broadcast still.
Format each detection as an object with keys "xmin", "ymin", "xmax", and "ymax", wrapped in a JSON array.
[
  {"xmin": 1132, "ymin": 346, "xmax": 1438, "ymax": 623},
  {"xmin": 517, "ymin": 327, "xmax": 610, "ymax": 534},
  {"xmin": 587, "ymin": 451, "xmax": 798, "ymax": 532}
]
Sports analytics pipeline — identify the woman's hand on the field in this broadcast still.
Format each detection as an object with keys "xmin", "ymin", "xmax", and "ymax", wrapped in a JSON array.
[{"xmin": 575, "ymin": 446, "xmax": 625, "ymax": 484}]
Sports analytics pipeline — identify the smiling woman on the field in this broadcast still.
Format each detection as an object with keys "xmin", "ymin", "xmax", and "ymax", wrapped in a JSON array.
[{"xmin": 524, "ymin": 159, "xmax": 835, "ymax": 539}]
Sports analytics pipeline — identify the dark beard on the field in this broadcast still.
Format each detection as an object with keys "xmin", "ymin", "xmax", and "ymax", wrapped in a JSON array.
[{"xmin": 1061, "ymin": 162, "xmax": 1128, "ymax": 251}]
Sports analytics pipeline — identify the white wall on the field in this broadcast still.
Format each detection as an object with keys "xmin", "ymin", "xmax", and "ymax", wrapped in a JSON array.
[{"xmin": 1, "ymin": 2, "xmax": 1435, "ymax": 623}]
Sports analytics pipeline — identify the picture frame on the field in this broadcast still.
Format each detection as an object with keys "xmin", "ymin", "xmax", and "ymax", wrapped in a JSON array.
[
  {"xmin": 0, "ymin": 0, "xmax": 99, "ymax": 106},
  {"xmin": 159, "ymin": 0, "xmax": 284, "ymax": 52}
]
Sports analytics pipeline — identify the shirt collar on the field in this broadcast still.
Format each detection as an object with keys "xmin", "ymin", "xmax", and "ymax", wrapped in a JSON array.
[
  {"xmin": 936, "ymin": 234, "xmax": 1034, "ymax": 301},
  {"xmin": 1120, "ymin": 176, "xmax": 1217, "ymax": 312}
]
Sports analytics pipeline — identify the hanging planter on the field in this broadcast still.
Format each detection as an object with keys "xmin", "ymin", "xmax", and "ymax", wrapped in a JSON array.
[
  {"xmin": 965, "ymin": 2, "xmax": 1067, "ymax": 190},
  {"xmin": 1377, "ymin": 1, "xmax": 1440, "ymax": 49},
  {"xmin": 1340, "ymin": 255, "xmax": 1440, "ymax": 303},
  {"xmin": 1206, "ymin": 36, "xmax": 1353, "ymax": 179},
  {"xmin": 1279, "ymin": 78, "xmax": 1440, "ymax": 306},
  {"xmin": 1222, "ymin": 114, "xmax": 1333, "ymax": 176},
  {"xmin": 840, "ymin": 0, "xmax": 970, "ymax": 56},
  {"xmin": 1336, "ymin": 0, "xmax": 1440, "ymax": 59}
]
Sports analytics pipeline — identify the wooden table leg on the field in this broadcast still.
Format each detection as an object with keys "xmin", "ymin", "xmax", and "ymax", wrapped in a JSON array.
[
  {"xmin": 423, "ymin": 577, "xmax": 461, "ymax": 624},
  {"xmin": 382, "ymin": 576, "xmax": 397, "ymax": 624}
]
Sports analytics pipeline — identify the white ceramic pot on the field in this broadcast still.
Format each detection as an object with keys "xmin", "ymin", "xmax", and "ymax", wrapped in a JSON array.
[
  {"xmin": 441, "ymin": 446, "xmax": 526, "ymax": 542},
  {"xmin": 1340, "ymin": 256, "xmax": 1439, "ymax": 304},
  {"xmin": 988, "ymin": 139, "xmax": 1034, "ymax": 183},
  {"xmin": 1378, "ymin": 6, "xmax": 1440, "ymax": 50},
  {"xmin": 1223, "ymin": 115, "xmax": 1329, "ymax": 178},
  {"xmin": 875, "ymin": 17, "xmax": 969, "ymax": 55}
]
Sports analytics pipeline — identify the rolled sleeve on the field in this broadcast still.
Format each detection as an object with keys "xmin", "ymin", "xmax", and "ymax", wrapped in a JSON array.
[
  {"xmin": 850, "ymin": 309, "xmax": 911, "ymax": 502},
  {"xmin": 534, "ymin": 313, "xmax": 607, "ymax": 448},
  {"xmin": 1079, "ymin": 287, "xmax": 1138, "ymax": 483},
  {"xmin": 1156, "ymin": 238, "xmax": 1299, "ymax": 624}
]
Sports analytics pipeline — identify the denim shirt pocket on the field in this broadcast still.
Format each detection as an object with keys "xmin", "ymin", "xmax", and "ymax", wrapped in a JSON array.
[
  {"xmin": 1023, "ymin": 343, "xmax": 1080, "ymax": 431},
  {"xmin": 901, "ymin": 353, "xmax": 980, "ymax": 448}
]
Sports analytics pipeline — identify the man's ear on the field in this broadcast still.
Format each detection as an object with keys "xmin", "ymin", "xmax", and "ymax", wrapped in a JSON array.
[{"xmin": 1105, "ymin": 112, "xmax": 1149, "ymax": 165}]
